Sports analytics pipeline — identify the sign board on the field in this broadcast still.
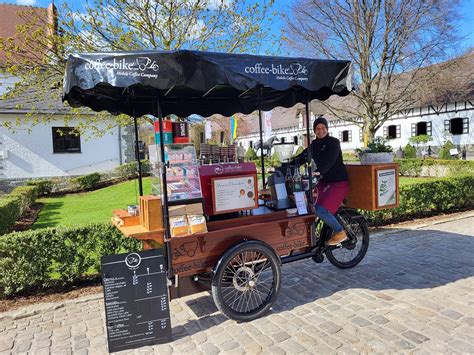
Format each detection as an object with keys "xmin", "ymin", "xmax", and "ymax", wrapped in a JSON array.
[
  {"xmin": 212, "ymin": 174, "xmax": 258, "ymax": 214},
  {"xmin": 101, "ymin": 249, "xmax": 171, "ymax": 353},
  {"xmin": 377, "ymin": 169, "xmax": 397, "ymax": 208}
]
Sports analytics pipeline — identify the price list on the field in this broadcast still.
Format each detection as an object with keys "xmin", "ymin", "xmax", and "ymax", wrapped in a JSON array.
[{"xmin": 101, "ymin": 249, "xmax": 172, "ymax": 353}]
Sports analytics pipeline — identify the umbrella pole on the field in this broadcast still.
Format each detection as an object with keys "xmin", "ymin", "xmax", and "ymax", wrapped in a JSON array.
[
  {"xmin": 133, "ymin": 115, "xmax": 144, "ymax": 196},
  {"xmin": 258, "ymin": 109, "xmax": 266, "ymax": 188},
  {"xmin": 305, "ymin": 98, "xmax": 313, "ymax": 205}
]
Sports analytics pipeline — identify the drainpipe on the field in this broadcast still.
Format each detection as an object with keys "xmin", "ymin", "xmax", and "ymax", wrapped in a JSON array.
[{"xmin": 118, "ymin": 125, "xmax": 123, "ymax": 165}]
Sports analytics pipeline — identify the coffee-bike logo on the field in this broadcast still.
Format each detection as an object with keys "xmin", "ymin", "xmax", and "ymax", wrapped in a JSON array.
[
  {"xmin": 244, "ymin": 62, "xmax": 309, "ymax": 81},
  {"xmin": 84, "ymin": 57, "xmax": 160, "ymax": 78}
]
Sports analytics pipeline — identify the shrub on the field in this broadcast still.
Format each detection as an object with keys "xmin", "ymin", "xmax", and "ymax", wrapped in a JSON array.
[
  {"xmin": 0, "ymin": 223, "xmax": 142, "ymax": 298},
  {"xmin": 115, "ymin": 160, "xmax": 151, "ymax": 180},
  {"xmin": 271, "ymin": 151, "xmax": 281, "ymax": 167},
  {"xmin": 26, "ymin": 179, "xmax": 53, "ymax": 196},
  {"xmin": 395, "ymin": 158, "xmax": 474, "ymax": 177},
  {"xmin": 439, "ymin": 140, "xmax": 455, "ymax": 160},
  {"xmin": 363, "ymin": 174, "xmax": 474, "ymax": 225},
  {"xmin": 294, "ymin": 146, "xmax": 305, "ymax": 157},
  {"xmin": 244, "ymin": 147, "xmax": 257, "ymax": 161},
  {"xmin": 403, "ymin": 144, "xmax": 417, "ymax": 159},
  {"xmin": 71, "ymin": 172, "xmax": 102, "ymax": 191},
  {"xmin": 0, "ymin": 186, "xmax": 38, "ymax": 235}
]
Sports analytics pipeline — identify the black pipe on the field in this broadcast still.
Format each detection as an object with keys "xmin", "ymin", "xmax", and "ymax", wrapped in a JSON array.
[
  {"xmin": 156, "ymin": 105, "xmax": 173, "ymax": 279},
  {"xmin": 305, "ymin": 98, "xmax": 313, "ymax": 205},
  {"xmin": 133, "ymin": 115, "xmax": 144, "ymax": 196},
  {"xmin": 281, "ymin": 249, "xmax": 318, "ymax": 264},
  {"xmin": 258, "ymin": 109, "xmax": 266, "ymax": 188}
]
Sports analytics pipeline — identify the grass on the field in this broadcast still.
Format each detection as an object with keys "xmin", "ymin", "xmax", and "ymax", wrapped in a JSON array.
[{"xmin": 33, "ymin": 178, "xmax": 151, "ymax": 229}]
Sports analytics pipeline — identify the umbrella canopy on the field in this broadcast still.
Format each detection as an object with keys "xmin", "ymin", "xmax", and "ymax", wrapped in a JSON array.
[{"xmin": 62, "ymin": 50, "xmax": 352, "ymax": 117}]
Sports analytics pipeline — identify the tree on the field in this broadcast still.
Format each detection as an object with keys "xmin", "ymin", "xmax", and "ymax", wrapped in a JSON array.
[
  {"xmin": 285, "ymin": 0, "xmax": 460, "ymax": 144},
  {"xmin": 0, "ymin": 0, "xmax": 276, "ymax": 133}
]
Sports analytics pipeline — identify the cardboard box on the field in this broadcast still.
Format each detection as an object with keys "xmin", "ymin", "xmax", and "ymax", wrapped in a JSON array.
[{"xmin": 169, "ymin": 204, "xmax": 186, "ymax": 217}]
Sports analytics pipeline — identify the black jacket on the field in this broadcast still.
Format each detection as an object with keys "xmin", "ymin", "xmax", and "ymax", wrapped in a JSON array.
[{"xmin": 295, "ymin": 135, "xmax": 348, "ymax": 183}]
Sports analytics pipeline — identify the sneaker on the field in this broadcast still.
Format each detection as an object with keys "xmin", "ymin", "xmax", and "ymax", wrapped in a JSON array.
[{"xmin": 326, "ymin": 230, "xmax": 348, "ymax": 246}]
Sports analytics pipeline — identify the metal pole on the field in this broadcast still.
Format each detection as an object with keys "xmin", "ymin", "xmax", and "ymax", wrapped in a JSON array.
[
  {"xmin": 131, "ymin": 97, "xmax": 144, "ymax": 196},
  {"xmin": 258, "ymin": 109, "xmax": 266, "ymax": 188},
  {"xmin": 305, "ymin": 98, "xmax": 313, "ymax": 205},
  {"xmin": 156, "ymin": 105, "xmax": 173, "ymax": 279}
]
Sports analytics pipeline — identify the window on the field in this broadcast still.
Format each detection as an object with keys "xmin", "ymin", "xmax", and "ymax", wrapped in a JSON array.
[
  {"xmin": 52, "ymin": 127, "xmax": 81, "ymax": 153},
  {"xmin": 249, "ymin": 140, "xmax": 253, "ymax": 148},
  {"xmin": 445, "ymin": 117, "xmax": 468, "ymax": 135},
  {"xmin": 411, "ymin": 121, "xmax": 432, "ymax": 136},
  {"xmin": 293, "ymin": 136, "xmax": 298, "ymax": 145},
  {"xmin": 339, "ymin": 130, "xmax": 352, "ymax": 142},
  {"xmin": 281, "ymin": 137, "xmax": 286, "ymax": 143},
  {"xmin": 384, "ymin": 125, "xmax": 400, "ymax": 139}
]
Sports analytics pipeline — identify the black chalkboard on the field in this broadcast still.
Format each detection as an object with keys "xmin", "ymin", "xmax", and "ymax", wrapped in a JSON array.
[{"xmin": 101, "ymin": 248, "xmax": 172, "ymax": 353}]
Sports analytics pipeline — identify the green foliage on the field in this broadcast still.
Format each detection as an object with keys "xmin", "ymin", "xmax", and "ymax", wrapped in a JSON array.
[
  {"xmin": 403, "ymin": 144, "xmax": 417, "ymax": 159},
  {"xmin": 71, "ymin": 172, "xmax": 102, "ymax": 191},
  {"xmin": 252, "ymin": 157, "xmax": 272, "ymax": 168},
  {"xmin": 409, "ymin": 135, "xmax": 432, "ymax": 145},
  {"xmin": 363, "ymin": 175, "xmax": 474, "ymax": 225},
  {"xmin": 244, "ymin": 147, "xmax": 257, "ymax": 161},
  {"xmin": 26, "ymin": 179, "xmax": 53, "ymax": 196},
  {"xmin": 0, "ymin": 223, "xmax": 142, "ymax": 298},
  {"xmin": 294, "ymin": 146, "xmax": 305, "ymax": 157},
  {"xmin": 342, "ymin": 152, "xmax": 358, "ymax": 161},
  {"xmin": 396, "ymin": 158, "xmax": 474, "ymax": 177},
  {"xmin": 438, "ymin": 140, "xmax": 455, "ymax": 160},
  {"xmin": 270, "ymin": 151, "xmax": 281, "ymax": 167},
  {"xmin": 0, "ymin": 186, "xmax": 38, "ymax": 235},
  {"xmin": 114, "ymin": 160, "xmax": 151, "ymax": 180},
  {"xmin": 356, "ymin": 137, "xmax": 393, "ymax": 154}
]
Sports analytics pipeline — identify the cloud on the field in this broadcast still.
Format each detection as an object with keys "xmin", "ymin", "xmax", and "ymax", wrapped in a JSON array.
[
  {"xmin": 16, "ymin": 0, "xmax": 37, "ymax": 5},
  {"xmin": 207, "ymin": 0, "xmax": 232, "ymax": 10}
]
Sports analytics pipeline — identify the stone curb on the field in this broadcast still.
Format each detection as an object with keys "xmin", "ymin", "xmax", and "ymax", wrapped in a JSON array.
[{"xmin": 1, "ymin": 293, "xmax": 103, "ymax": 320}]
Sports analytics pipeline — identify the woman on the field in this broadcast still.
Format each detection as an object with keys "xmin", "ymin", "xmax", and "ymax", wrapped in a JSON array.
[{"xmin": 292, "ymin": 116, "xmax": 349, "ymax": 246}]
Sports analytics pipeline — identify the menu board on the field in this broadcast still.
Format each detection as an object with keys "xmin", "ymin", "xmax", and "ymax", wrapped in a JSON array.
[
  {"xmin": 212, "ymin": 174, "xmax": 258, "ymax": 214},
  {"xmin": 101, "ymin": 249, "xmax": 171, "ymax": 353},
  {"xmin": 377, "ymin": 169, "xmax": 397, "ymax": 207}
]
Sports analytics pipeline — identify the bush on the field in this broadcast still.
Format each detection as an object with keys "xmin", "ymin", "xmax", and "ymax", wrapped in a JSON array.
[
  {"xmin": 403, "ymin": 144, "xmax": 417, "ymax": 159},
  {"xmin": 271, "ymin": 151, "xmax": 281, "ymax": 167},
  {"xmin": 396, "ymin": 158, "xmax": 474, "ymax": 177},
  {"xmin": 0, "ymin": 223, "xmax": 142, "ymax": 298},
  {"xmin": 115, "ymin": 160, "xmax": 151, "ymax": 180},
  {"xmin": 439, "ymin": 140, "xmax": 455, "ymax": 160},
  {"xmin": 0, "ymin": 186, "xmax": 38, "ymax": 235},
  {"xmin": 244, "ymin": 147, "xmax": 257, "ymax": 161},
  {"xmin": 71, "ymin": 172, "xmax": 102, "ymax": 191},
  {"xmin": 363, "ymin": 174, "xmax": 474, "ymax": 225},
  {"xmin": 26, "ymin": 179, "xmax": 53, "ymax": 196}
]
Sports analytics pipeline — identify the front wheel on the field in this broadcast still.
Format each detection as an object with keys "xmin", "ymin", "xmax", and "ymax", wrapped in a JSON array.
[
  {"xmin": 325, "ymin": 210, "xmax": 369, "ymax": 269},
  {"xmin": 212, "ymin": 241, "xmax": 281, "ymax": 322}
]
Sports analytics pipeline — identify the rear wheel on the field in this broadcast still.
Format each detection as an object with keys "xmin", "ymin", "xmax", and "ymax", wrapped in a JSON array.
[
  {"xmin": 212, "ymin": 241, "xmax": 281, "ymax": 322},
  {"xmin": 325, "ymin": 209, "xmax": 369, "ymax": 269}
]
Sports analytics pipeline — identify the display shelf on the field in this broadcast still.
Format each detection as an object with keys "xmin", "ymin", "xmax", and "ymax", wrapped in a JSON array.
[{"xmin": 149, "ymin": 143, "xmax": 203, "ymax": 202}]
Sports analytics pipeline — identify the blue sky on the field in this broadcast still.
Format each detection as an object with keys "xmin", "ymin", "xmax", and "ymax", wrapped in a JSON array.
[{"xmin": 4, "ymin": 0, "xmax": 474, "ymax": 53}]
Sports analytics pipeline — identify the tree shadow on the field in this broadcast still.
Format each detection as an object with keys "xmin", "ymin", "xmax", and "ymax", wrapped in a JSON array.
[
  {"xmin": 173, "ymin": 227, "xmax": 474, "ymax": 338},
  {"xmin": 30, "ymin": 202, "xmax": 64, "ymax": 229}
]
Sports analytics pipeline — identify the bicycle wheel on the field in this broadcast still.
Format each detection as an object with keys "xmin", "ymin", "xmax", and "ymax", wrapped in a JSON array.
[
  {"xmin": 212, "ymin": 241, "xmax": 281, "ymax": 322},
  {"xmin": 325, "ymin": 210, "xmax": 369, "ymax": 269}
]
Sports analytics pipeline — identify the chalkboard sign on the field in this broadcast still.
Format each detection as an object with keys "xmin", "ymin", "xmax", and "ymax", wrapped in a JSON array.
[{"xmin": 101, "ymin": 249, "xmax": 172, "ymax": 353}]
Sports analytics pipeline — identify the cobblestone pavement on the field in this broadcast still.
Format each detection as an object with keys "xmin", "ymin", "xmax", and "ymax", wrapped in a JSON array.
[{"xmin": 1, "ymin": 213, "xmax": 473, "ymax": 354}]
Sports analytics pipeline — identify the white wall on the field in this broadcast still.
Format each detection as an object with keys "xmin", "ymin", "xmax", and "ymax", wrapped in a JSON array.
[
  {"xmin": 0, "ymin": 74, "xmax": 20, "ymax": 96},
  {"xmin": 0, "ymin": 116, "xmax": 122, "ymax": 179}
]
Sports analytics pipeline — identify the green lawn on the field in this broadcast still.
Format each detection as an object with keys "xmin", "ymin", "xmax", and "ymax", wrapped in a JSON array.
[{"xmin": 33, "ymin": 178, "xmax": 152, "ymax": 229}]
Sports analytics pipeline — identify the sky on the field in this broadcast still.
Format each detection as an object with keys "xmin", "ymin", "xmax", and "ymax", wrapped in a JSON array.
[{"xmin": 2, "ymin": 0, "xmax": 474, "ymax": 54}]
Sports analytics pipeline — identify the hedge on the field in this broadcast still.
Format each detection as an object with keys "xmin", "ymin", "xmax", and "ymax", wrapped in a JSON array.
[
  {"xmin": 0, "ymin": 186, "xmax": 38, "ymax": 235},
  {"xmin": 396, "ymin": 158, "xmax": 474, "ymax": 177},
  {"xmin": 364, "ymin": 174, "xmax": 474, "ymax": 225},
  {"xmin": 0, "ymin": 223, "xmax": 142, "ymax": 298}
]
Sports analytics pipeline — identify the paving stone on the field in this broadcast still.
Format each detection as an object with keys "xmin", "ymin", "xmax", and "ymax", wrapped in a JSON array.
[
  {"xmin": 271, "ymin": 331, "xmax": 290, "ymax": 343},
  {"xmin": 74, "ymin": 339, "xmax": 90, "ymax": 350},
  {"xmin": 448, "ymin": 340, "xmax": 473, "ymax": 353},
  {"xmin": 13, "ymin": 341, "xmax": 32, "ymax": 352},
  {"xmin": 200, "ymin": 342, "xmax": 220, "ymax": 355},
  {"xmin": 0, "ymin": 338, "xmax": 14, "ymax": 352},
  {"xmin": 402, "ymin": 330, "xmax": 430, "ymax": 344},
  {"xmin": 321, "ymin": 321, "xmax": 342, "ymax": 334},
  {"xmin": 441, "ymin": 309, "xmax": 463, "ymax": 320},
  {"xmin": 351, "ymin": 316, "xmax": 371, "ymax": 327}
]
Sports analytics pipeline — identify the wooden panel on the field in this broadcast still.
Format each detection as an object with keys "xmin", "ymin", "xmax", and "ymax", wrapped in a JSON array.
[
  {"xmin": 345, "ymin": 163, "xmax": 399, "ymax": 211},
  {"xmin": 170, "ymin": 215, "xmax": 314, "ymax": 277},
  {"xmin": 139, "ymin": 195, "xmax": 163, "ymax": 231}
]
